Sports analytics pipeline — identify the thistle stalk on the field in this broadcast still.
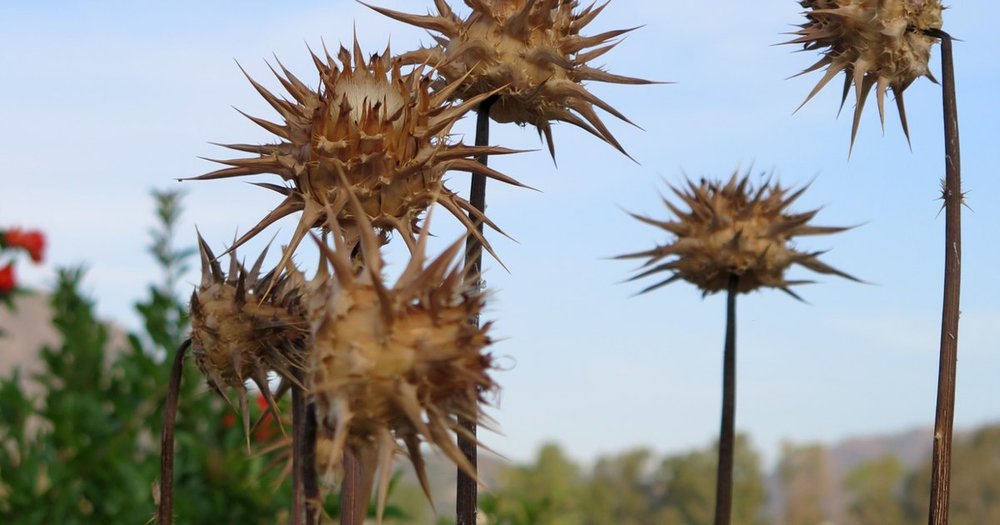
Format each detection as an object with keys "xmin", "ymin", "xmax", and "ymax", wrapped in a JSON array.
[
  {"xmin": 292, "ymin": 382, "xmax": 305, "ymax": 524},
  {"xmin": 458, "ymin": 94, "xmax": 498, "ymax": 525},
  {"xmin": 340, "ymin": 450, "xmax": 365, "ymax": 525},
  {"xmin": 293, "ymin": 373, "xmax": 320, "ymax": 525},
  {"xmin": 927, "ymin": 29, "xmax": 962, "ymax": 525},
  {"xmin": 714, "ymin": 275, "xmax": 738, "ymax": 525},
  {"xmin": 158, "ymin": 338, "xmax": 191, "ymax": 525}
]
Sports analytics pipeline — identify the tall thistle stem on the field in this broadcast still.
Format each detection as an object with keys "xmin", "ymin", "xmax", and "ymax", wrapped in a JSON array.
[
  {"xmin": 714, "ymin": 274, "xmax": 738, "ymax": 525},
  {"xmin": 292, "ymin": 381, "xmax": 305, "ymax": 523},
  {"xmin": 340, "ymin": 450, "xmax": 365, "ymax": 525},
  {"xmin": 303, "ymin": 403, "xmax": 318, "ymax": 524},
  {"xmin": 927, "ymin": 29, "xmax": 962, "ymax": 525},
  {"xmin": 457, "ymin": 94, "xmax": 499, "ymax": 525},
  {"xmin": 158, "ymin": 338, "xmax": 191, "ymax": 525},
  {"xmin": 293, "ymin": 371, "xmax": 320, "ymax": 525}
]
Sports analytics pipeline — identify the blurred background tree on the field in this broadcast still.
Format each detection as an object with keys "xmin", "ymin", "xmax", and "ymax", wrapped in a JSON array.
[
  {"xmin": 844, "ymin": 456, "xmax": 907, "ymax": 525},
  {"xmin": 778, "ymin": 442, "xmax": 832, "ymax": 525}
]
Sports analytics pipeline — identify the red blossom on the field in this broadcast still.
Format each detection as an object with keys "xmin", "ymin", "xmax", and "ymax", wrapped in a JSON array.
[
  {"xmin": 0, "ymin": 263, "xmax": 15, "ymax": 294},
  {"xmin": 3, "ymin": 228, "xmax": 46, "ymax": 264}
]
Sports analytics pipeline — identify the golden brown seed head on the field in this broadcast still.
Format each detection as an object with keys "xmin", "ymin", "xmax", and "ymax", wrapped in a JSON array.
[
  {"xmin": 307, "ymin": 218, "xmax": 495, "ymax": 519},
  {"xmin": 366, "ymin": 0, "xmax": 655, "ymax": 158},
  {"xmin": 617, "ymin": 171, "xmax": 857, "ymax": 298},
  {"xmin": 190, "ymin": 39, "xmax": 524, "ymax": 267},
  {"xmin": 787, "ymin": 0, "xmax": 943, "ymax": 149},
  {"xmin": 189, "ymin": 236, "xmax": 308, "ymax": 441}
]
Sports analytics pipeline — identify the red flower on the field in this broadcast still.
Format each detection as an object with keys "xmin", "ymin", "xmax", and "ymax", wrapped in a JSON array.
[
  {"xmin": 254, "ymin": 394, "xmax": 277, "ymax": 441},
  {"xmin": 3, "ymin": 228, "xmax": 46, "ymax": 264},
  {"xmin": 0, "ymin": 263, "xmax": 15, "ymax": 294}
]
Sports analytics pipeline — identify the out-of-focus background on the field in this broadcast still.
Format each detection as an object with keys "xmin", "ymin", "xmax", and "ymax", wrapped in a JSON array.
[{"xmin": 1, "ymin": 1, "xmax": 998, "ymax": 523}]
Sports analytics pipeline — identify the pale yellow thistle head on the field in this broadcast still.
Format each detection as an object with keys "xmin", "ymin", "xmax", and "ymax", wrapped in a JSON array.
[
  {"xmin": 366, "ymin": 0, "xmax": 656, "ymax": 159},
  {"xmin": 189, "ymin": 38, "xmax": 525, "ymax": 270},
  {"xmin": 787, "ymin": 0, "xmax": 944, "ymax": 150},
  {"xmin": 306, "ymin": 200, "xmax": 496, "ymax": 522},
  {"xmin": 189, "ymin": 236, "xmax": 309, "ymax": 447},
  {"xmin": 617, "ymin": 170, "xmax": 858, "ymax": 299}
]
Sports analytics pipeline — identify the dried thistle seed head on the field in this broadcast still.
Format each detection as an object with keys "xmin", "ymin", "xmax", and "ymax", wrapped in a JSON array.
[
  {"xmin": 617, "ymin": 170, "xmax": 858, "ymax": 299},
  {"xmin": 307, "ymin": 217, "xmax": 495, "ymax": 520},
  {"xmin": 190, "ymin": 38, "xmax": 524, "ymax": 268},
  {"xmin": 367, "ymin": 0, "xmax": 656, "ymax": 159},
  {"xmin": 787, "ymin": 0, "xmax": 943, "ymax": 149},
  {"xmin": 189, "ymin": 235, "xmax": 308, "ymax": 444}
]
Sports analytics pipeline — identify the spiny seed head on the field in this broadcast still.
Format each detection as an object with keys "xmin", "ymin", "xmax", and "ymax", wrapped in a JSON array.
[
  {"xmin": 366, "ymin": 0, "xmax": 656, "ymax": 159},
  {"xmin": 787, "ymin": 0, "xmax": 943, "ymax": 150},
  {"xmin": 189, "ymin": 235, "xmax": 308, "ymax": 444},
  {"xmin": 617, "ymin": 170, "xmax": 858, "ymax": 299},
  {"xmin": 307, "ymin": 210, "xmax": 495, "ymax": 521},
  {"xmin": 190, "ymin": 38, "xmax": 524, "ymax": 269}
]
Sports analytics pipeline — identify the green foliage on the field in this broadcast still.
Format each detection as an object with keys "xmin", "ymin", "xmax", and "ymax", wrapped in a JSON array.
[
  {"xmin": 656, "ymin": 435, "xmax": 766, "ymax": 525},
  {"xmin": 844, "ymin": 456, "xmax": 907, "ymax": 525},
  {"xmin": 778, "ymin": 442, "xmax": 831, "ymax": 525},
  {"xmin": 481, "ymin": 437, "xmax": 768, "ymax": 525},
  {"xmin": 0, "ymin": 190, "xmax": 292, "ymax": 524},
  {"xmin": 481, "ymin": 443, "xmax": 584, "ymax": 525}
]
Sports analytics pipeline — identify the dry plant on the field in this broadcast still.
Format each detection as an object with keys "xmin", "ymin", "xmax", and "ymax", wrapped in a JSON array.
[
  {"xmin": 186, "ymin": 39, "xmax": 525, "ymax": 268},
  {"xmin": 618, "ymin": 170, "xmax": 856, "ymax": 525},
  {"xmin": 786, "ymin": 2, "xmax": 963, "ymax": 522},
  {"xmin": 162, "ymin": 32, "xmax": 525, "ymax": 525},
  {"xmin": 189, "ymin": 237, "xmax": 308, "ymax": 448},
  {"xmin": 365, "ymin": 0, "xmax": 656, "ymax": 159},
  {"xmin": 307, "ymin": 198, "xmax": 497, "ymax": 525},
  {"xmin": 365, "ymin": 2, "xmax": 656, "ymax": 520}
]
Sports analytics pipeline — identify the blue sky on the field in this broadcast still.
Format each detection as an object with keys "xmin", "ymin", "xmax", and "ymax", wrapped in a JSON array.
[{"xmin": 2, "ymin": 1, "xmax": 998, "ymax": 467}]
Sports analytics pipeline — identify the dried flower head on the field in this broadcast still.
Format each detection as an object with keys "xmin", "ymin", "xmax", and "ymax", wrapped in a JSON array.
[
  {"xmin": 618, "ymin": 171, "xmax": 857, "ymax": 298},
  {"xmin": 787, "ymin": 0, "xmax": 943, "ymax": 149},
  {"xmin": 367, "ymin": 0, "xmax": 655, "ymax": 158},
  {"xmin": 190, "ymin": 38, "xmax": 523, "ymax": 268},
  {"xmin": 189, "ymin": 236, "xmax": 308, "ymax": 445},
  {"xmin": 307, "ymin": 205, "xmax": 495, "ymax": 521}
]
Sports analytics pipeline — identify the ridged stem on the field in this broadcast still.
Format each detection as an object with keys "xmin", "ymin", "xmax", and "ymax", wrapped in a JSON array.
[
  {"xmin": 303, "ymin": 402, "xmax": 319, "ymax": 524},
  {"xmin": 457, "ymin": 94, "xmax": 499, "ymax": 525},
  {"xmin": 293, "ymin": 371, "xmax": 319, "ymax": 525},
  {"xmin": 292, "ymin": 380, "xmax": 305, "ymax": 524},
  {"xmin": 158, "ymin": 338, "xmax": 191, "ymax": 525},
  {"xmin": 927, "ymin": 30, "xmax": 962, "ymax": 525},
  {"xmin": 340, "ymin": 450, "xmax": 365, "ymax": 525},
  {"xmin": 714, "ymin": 275, "xmax": 738, "ymax": 525}
]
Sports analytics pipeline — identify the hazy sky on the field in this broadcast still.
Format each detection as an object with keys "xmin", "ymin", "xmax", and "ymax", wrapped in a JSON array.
[{"xmin": 1, "ymin": 1, "xmax": 997, "ymax": 467}]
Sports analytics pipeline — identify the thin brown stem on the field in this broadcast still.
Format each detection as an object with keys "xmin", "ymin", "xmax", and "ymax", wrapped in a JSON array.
[
  {"xmin": 928, "ymin": 30, "xmax": 962, "ymax": 525},
  {"xmin": 714, "ymin": 275, "xmax": 738, "ymax": 525},
  {"xmin": 158, "ymin": 338, "xmax": 191, "ymax": 525},
  {"xmin": 292, "ymin": 380, "xmax": 305, "ymax": 524},
  {"xmin": 457, "ymin": 94, "xmax": 499, "ymax": 525},
  {"xmin": 340, "ymin": 450, "xmax": 364, "ymax": 525},
  {"xmin": 304, "ymin": 402, "xmax": 319, "ymax": 524}
]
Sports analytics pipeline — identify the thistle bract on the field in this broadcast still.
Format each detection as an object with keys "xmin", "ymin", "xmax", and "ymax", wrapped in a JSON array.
[
  {"xmin": 788, "ymin": 0, "xmax": 943, "ymax": 148},
  {"xmin": 367, "ymin": 0, "xmax": 655, "ymax": 158},
  {"xmin": 192, "ymin": 39, "xmax": 523, "ymax": 266},
  {"xmin": 189, "ymin": 236, "xmax": 308, "ymax": 443},
  {"xmin": 307, "ymin": 218, "xmax": 495, "ymax": 520},
  {"xmin": 618, "ymin": 171, "xmax": 857, "ymax": 298}
]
